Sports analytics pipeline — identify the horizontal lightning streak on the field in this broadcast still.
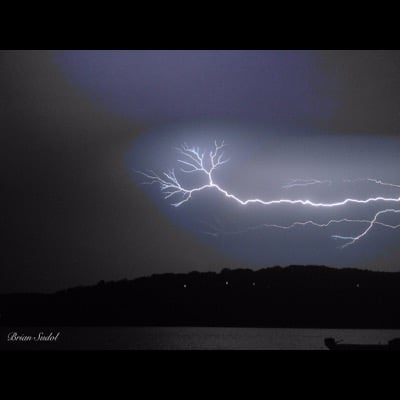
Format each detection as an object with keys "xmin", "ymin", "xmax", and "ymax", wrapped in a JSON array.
[
  {"xmin": 211, "ymin": 188, "xmax": 400, "ymax": 207},
  {"xmin": 283, "ymin": 179, "xmax": 332, "ymax": 189},
  {"xmin": 344, "ymin": 178, "xmax": 400, "ymax": 188},
  {"xmin": 205, "ymin": 213, "xmax": 400, "ymax": 247},
  {"xmin": 136, "ymin": 141, "xmax": 400, "ymax": 247},
  {"xmin": 206, "ymin": 218, "xmax": 400, "ymax": 236}
]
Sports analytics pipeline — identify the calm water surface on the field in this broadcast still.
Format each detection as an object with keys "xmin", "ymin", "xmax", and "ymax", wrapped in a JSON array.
[{"xmin": 1, "ymin": 327, "xmax": 400, "ymax": 350}]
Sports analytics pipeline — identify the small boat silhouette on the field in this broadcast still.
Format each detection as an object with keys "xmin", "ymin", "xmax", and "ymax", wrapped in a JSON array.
[{"xmin": 325, "ymin": 337, "xmax": 400, "ymax": 350}]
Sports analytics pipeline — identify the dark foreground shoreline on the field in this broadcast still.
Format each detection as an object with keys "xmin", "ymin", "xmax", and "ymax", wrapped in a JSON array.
[{"xmin": 1, "ymin": 326, "xmax": 400, "ymax": 351}]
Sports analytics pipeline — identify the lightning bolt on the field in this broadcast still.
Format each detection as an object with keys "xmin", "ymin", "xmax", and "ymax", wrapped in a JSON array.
[
  {"xmin": 282, "ymin": 179, "xmax": 332, "ymax": 189},
  {"xmin": 343, "ymin": 178, "xmax": 400, "ymax": 188},
  {"xmin": 205, "ymin": 217, "xmax": 399, "ymax": 236},
  {"xmin": 332, "ymin": 209, "xmax": 400, "ymax": 248},
  {"xmin": 204, "ymin": 212, "xmax": 400, "ymax": 248},
  {"xmin": 136, "ymin": 141, "xmax": 400, "ymax": 247},
  {"xmin": 136, "ymin": 141, "xmax": 229, "ymax": 207}
]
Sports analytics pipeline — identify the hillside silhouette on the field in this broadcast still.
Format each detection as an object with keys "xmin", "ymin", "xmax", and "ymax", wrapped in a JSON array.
[{"xmin": 1, "ymin": 265, "xmax": 400, "ymax": 328}]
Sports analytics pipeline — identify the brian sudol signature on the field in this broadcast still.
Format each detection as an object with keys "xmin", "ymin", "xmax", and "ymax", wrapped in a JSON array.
[{"xmin": 7, "ymin": 331, "xmax": 61, "ymax": 342}]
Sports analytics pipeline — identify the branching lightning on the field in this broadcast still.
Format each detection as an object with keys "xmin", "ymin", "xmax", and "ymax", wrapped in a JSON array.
[
  {"xmin": 136, "ymin": 141, "xmax": 400, "ymax": 248},
  {"xmin": 204, "ymin": 211, "xmax": 400, "ymax": 248},
  {"xmin": 332, "ymin": 209, "xmax": 400, "ymax": 248},
  {"xmin": 136, "ymin": 141, "xmax": 229, "ymax": 207}
]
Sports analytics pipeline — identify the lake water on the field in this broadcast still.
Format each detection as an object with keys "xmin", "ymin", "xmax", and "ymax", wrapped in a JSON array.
[{"xmin": 1, "ymin": 327, "xmax": 400, "ymax": 350}]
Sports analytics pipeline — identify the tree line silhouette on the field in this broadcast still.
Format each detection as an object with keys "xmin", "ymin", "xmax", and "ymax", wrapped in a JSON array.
[{"xmin": 1, "ymin": 265, "xmax": 400, "ymax": 328}]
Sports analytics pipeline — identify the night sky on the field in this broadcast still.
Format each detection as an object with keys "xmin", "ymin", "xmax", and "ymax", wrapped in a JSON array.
[{"xmin": 1, "ymin": 50, "xmax": 400, "ymax": 293}]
